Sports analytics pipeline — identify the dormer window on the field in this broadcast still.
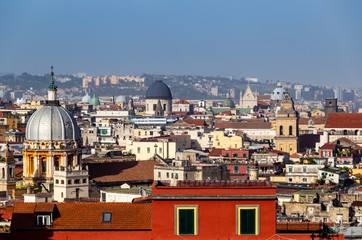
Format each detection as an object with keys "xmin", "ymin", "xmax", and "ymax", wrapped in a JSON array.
[
  {"xmin": 37, "ymin": 214, "xmax": 52, "ymax": 226},
  {"xmin": 102, "ymin": 212, "xmax": 112, "ymax": 223}
]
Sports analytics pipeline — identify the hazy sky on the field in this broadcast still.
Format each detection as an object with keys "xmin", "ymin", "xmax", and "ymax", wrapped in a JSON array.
[{"xmin": 0, "ymin": 0, "xmax": 361, "ymax": 88}]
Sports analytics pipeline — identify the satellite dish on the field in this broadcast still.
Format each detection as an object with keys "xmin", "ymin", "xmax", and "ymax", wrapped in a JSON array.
[{"xmin": 139, "ymin": 187, "xmax": 146, "ymax": 198}]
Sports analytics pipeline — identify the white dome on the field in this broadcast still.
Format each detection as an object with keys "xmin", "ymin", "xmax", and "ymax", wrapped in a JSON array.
[
  {"xmin": 26, "ymin": 105, "xmax": 81, "ymax": 141},
  {"xmin": 271, "ymin": 82, "xmax": 286, "ymax": 101},
  {"xmin": 82, "ymin": 92, "xmax": 91, "ymax": 103},
  {"xmin": 115, "ymin": 95, "xmax": 127, "ymax": 104}
]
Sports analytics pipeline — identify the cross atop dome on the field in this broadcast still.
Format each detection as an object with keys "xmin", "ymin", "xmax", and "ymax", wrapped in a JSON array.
[
  {"xmin": 47, "ymin": 65, "xmax": 58, "ymax": 102},
  {"xmin": 48, "ymin": 65, "xmax": 57, "ymax": 91}
]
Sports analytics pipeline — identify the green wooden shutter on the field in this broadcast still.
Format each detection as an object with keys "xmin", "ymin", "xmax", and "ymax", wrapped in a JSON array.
[
  {"xmin": 240, "ymin": 209, "xmax": 255, "ymax": 234},
  {"xmin": 179, "ymin": 209, "xmax": 194, "ymax": 235}
]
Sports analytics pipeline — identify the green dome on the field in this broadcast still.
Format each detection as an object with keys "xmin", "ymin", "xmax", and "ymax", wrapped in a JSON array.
[
  {"xmin": 90, "ymin": 94, "xmax": 100, "ymax": 106},
  {"xmin": 222, "ymin": 93, "xmax": 235, "ymax": 108}
]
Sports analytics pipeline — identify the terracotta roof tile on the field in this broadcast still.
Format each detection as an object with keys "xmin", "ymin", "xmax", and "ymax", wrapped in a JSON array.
[
  {"xmin": 34, "ymin": 203, "xmax": 55, "ymax": 212},
  {"xmin": 174, "ymin": 99, "xmax": 190, "ymax": 104},
  {"xmin": 209, "ymin": 148, "xmax": 223, "ymax": 156},
  {"xmin": 320, "ymin": 143, "xmax": 337, "ymax": 149},
  {"xmin": 11, "ymin": 202, "xmax": 151, "ymax": 231},
  {"xmin": 325, "ymin": 113, "xmax": 362, "ymax": 129},
  {"xmin": 183, "ymin": 119, "xmax": 206, "ymax": 126},
  {"xmin": 88, "ymin": 160, "xmax": 157, "ymax": 183}
]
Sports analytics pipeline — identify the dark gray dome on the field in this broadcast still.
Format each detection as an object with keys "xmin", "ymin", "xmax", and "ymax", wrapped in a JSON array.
[
  {"xmin": 146, "ymin": 80, "xmax": 172, "ymax": 100},
  {"xmin": 26, "ymin": 105, "xmax": 81, "ymax": 141}
]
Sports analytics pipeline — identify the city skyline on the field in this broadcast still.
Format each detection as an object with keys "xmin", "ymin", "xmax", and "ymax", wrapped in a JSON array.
[{"xmin": 1, "ymin": 0, "xmax": 362, "ymax": 88}]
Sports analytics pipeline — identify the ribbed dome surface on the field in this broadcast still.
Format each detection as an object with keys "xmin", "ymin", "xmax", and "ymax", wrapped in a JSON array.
[
  {"xmin": 26, "ymin": 105, "xmax": 81, "ymax": 141},
  {"xmin": 271, "ymin": 82, "xmax": 286, "ymax": 101},
  {"xmin": 146, "ymin": 80, "xmax": 172, "ymax": 99}
]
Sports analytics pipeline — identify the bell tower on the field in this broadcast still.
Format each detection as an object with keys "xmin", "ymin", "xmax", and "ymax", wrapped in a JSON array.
[
  {"xmin": 0, "ymin": 144, "xmax": 16, "ymax": 193},
  {"xmin": 274, "ymin": 92, "xmax": 299, "ymax": 155}
]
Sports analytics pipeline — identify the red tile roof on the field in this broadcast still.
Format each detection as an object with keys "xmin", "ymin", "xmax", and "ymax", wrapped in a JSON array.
[
  {"xmin": 156, "ymin": 180, "xmax": 274, "ymax": 188},
  {"xmin": 325, "ymin": 113, "xmax": 362, "ymax": 129},
  {"xmin": 209, "ymin": 148, "xmax": 223, "ymax": 156},
  {"xmin": 257, "ymin": 101, "xmax": 269, "ymax": 106},
  {"xmin": 88, "ymin": 160, "xmax": 157, "ymax": 183},
  {"xmin": 11, "ymin": 202, "xmax": 151, "ymax": 231},
  {"xmin": 320, "ymin": 143, "xmax": 337, "ymax": 149},
  {"xmin": 183, "ymin": 119, "xmax": 206, "ymax": 126},
  {"xmin": 174, "ymin": 99, "xmax": 190, "ymax": 104}
]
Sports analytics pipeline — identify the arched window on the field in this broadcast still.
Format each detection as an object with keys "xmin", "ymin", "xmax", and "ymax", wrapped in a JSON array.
[
  {"xmin": 29, "ymin": 156, "xmax": 34, "ymax": 174},
  {"xmin": 343, "ymin": 130, "xmax": 347, "ymax": 135},
  {"xmin": 280, "ymin": 126, "xmax": 283, "ymax": 135},
  {"xmin": 2, "ymin": 168, "xmax": 4, "ymax": 179},
  {"xmin": 41, "ymin": 158, "xmax": 47, "ymax": 173},
  {"xmin": 289, "ymin": 126, "xmax": 293, "ymax": 136}
]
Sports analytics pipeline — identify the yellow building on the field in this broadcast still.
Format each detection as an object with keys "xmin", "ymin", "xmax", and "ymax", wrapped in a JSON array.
[
  {"xmin": 274, "ymin": 92, "xmax": 299, "ymax": 155},
  {"xmin": 213, "ymin": 130, "xmax": 243, "ymax": 149}
]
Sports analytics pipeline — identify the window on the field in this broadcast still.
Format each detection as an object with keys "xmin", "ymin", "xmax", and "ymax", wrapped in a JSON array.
[
  {"xmin": 102, "ymin": 213, "xmax": 112, "ymax": 223},
  {"xmin": 37, "ymin": 215, "xmax": 51, "ymax": 226},
  {"xmin": 175, "ymin": 205, "xmax": 198, "ymax": 235},
  {"xmin": 234, "ymin": 166, "xmax": 239, "ymax": 174},
  {"xmin": 55, "ymin": 179, "xmax": 59, "ymax": 184},
  {"xmin": 61, "ymin": 192, "xmax": 63, "ymax": 198},
  {"xmin": 233, "ymin": 153, "xmax": 238, "ymax": 158},
  {"xmin": 74, "ymin": 179, "xmax": 80, "ymax": 184},
  {"xmin": 236, "ymin": 205, "xmax": 259, "ymax": 235},
  {"xmin": 61, "ymin": 180, "xmax": 64, "ymax": 184},
  {"xmin": 175, "ymin": 173, "xmax": 178, "ymax": 179},
  {"xmin": 147, "ymin": 148, "xmax": 150, "ymax": 153},
  {"xmin": 289, "ymin": 126, "xmax": 293, "ymax": 136},
  {"xmin": 242, "ymin": 153, "xmax": 247, "ymax": 158},
  {"xmin": 225, "ymin": 153, "xmax": 229, "ymax": 157},
  {"xmin": 68, "ymin": 180, "xmax": 72, "ymax": 184},
  {"xmin": 280, "ymin": 126, "xmax": 283, "ymax": 135},
  {"xmin": 303, "ymin": 168, "xmax": 306, "ymax": 173},
  {"xmin": 167, "ymin": 172, "xmax": 169, "ymax": 178},
  {"xmin": 137, "ymin": 147, "xmax": 140, "ymax": 153},
  {"xmin": 289, "ymin": 167, "xmax": 292, "ymax": 172},
  {"xmin": 41, "ymin": 158, "xmax": 47, "ymax": 173},
  {"xmin": 83, "ymin": 178, "xmax": 87, "ymax": 183},
  {"xmin": 159, "ymin": 148, "xmax": 162, "ymax": 154},
  {"xmin": 89, "ymin": 129, "xmax": 94, "ymax": 134},
  {"xmin": 158, "ymin": 172, "xmax": 161, "ymax": 178},
  {"xmin": 171, "ymin": 173, "xmax": 174, "ymax": 178}
]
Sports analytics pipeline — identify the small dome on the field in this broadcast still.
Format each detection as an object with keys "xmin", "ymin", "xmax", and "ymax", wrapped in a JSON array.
[
  {"xmin": 115, "ymin": 95, "xmax": 127, "ymax": 104},
  {"xmin": 146, "ymin": 80, "xmax": 172, "ymax": 100},
  {"xmin": 90, "ymin": 94, "xmax": 100, "ymax": 106},
  {"xmin": 82, "ymin": 92, "xmax": 91, "ymax": 103},
  {"xmin": 26, "ymin": 105, "xmax": 81, "ymax": 141},
  {"xmin": 271, "ymin": 82, "xmax": 286, "ymax": 101},
  {"xmin": 222, "ymin": 93, "xmax": 235, "ymax": 108}
]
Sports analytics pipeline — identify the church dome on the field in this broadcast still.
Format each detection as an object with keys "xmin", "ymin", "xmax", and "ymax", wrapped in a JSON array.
[
  {"xmin": 222, "ymin": 93, "xmax": 235, "ymax": 108},
  {"xmin": 115, "ymin": 95, "xmax": 127, "ymax": 104},
  {"xmin": 82, "ymin": 92, "xmax": 91, "ymax": 103},
  {"xmin": 26, "ymin": 105, "xmax": 81, "ymax": 141},
  {"xmin": 271, "ymin": 82, "xmax": 286, "ymax": 101},
  {"xmin": 146, "ymin": 80, "xmax": 172, "ymax": 100},
  {"xmin": 90, "ymin": 94, "xmax": 100, "ymax": 106}
]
